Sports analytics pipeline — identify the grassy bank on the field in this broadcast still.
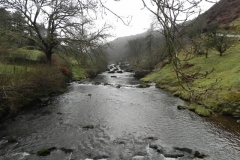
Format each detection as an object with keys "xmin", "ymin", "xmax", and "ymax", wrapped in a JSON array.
[
  {"xmin": 142, "ymin": 42, "xmax": 240, "ymax": 119},
  {"xmin": 0, "ymin": 64, "xmax": 69, "ymax": 118},
  {"xmin": 0, "ymin": 47, "xmax": 89, "ymax": 120}
]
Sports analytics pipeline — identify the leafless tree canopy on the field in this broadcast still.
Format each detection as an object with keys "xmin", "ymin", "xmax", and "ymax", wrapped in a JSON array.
[{"xmin": 1, "ymin": 0, "xmax": 114, "ymax": 63}]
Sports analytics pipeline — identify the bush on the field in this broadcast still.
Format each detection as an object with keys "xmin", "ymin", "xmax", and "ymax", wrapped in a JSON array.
[{"xmin": 0, "ymin": 64, "xmax": 67, "ymax": 114}]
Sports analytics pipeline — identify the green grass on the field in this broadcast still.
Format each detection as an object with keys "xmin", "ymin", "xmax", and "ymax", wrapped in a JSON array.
[
  {"xmin": 9, "ymin": 47, "xmax": 44, "ymax": 61},
  {"xmin": 142, "ymin": 41, "xmax": 240, "ymax": 116},
  {"xmin": 72, "ymin": 65, "xmax": 87, "ymax": 80},
  {"xmin": 0, "ymin": 63, "xmax": 31, "ymax": 74}
]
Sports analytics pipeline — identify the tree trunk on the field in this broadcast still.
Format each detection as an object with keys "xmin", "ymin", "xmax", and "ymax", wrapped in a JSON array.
[{"xmin": 45, "ymin": 51, "xmax": 52, "ymax": 64}]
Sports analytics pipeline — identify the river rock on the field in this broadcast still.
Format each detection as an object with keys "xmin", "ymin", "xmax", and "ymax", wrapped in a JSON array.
[
  {"xmin": 177, "ymin": 105, "xmax": 188, "ymax": 110},
  {"xmin": 137, "ymin": 83, "xmax": 150, "ymax": 88},
  {"xmin": 163, "ymin": 152, "xmax": 185, "ymax": 158},
  {"xmin": 92, "ymin": 154, "xmax": 109, "ymax": 160},
  {"xmin": 60, "ymin": 147, "xmax": 74, "ymax": 153},
  {"xmin": 149, "ymin": 143, "xmax": 164, "ymax": 154},
  {"xmin": 93, "ymin": 82, "xmax": 101, "ymax": 85},
  {"xmin": 237, "ymin": 120, "xmax": 240, "ymax": 124},
  {"xmin": 108, "ymin": 70, "xmax": 115, "ymax": 73},
  {"xmin": 146, "ymin": 136, "xmax": 158, "ymax": 141},
  {"xmin": 116, "ymin": 84, "xmax": 121, "ymax": 88},
  {"xmin": 194, "ymin": 151, "xmax": 207, "ymax": 158},
  {"xmin": 82, "ymin": 125, "xmax": 94, "ymax": 129},
  {"xmin": 7, "ymin": 136, "xmax": 17, "ymax": 143},
  {"xmin": 37, "ymin": 148, "xmax": 50, "ymax": 156},
  {"xmin": 116, "ymin": 70, "xmax": 123, "ymax": 73},
  {"xmin": 173, "ymin": 147, "xmax": 193, "ymax": 154}
]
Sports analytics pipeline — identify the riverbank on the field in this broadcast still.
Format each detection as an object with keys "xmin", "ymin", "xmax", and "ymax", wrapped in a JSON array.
[
  {"xmin": 0, "ymin": 64, "xmax": 68, "ymax": 120},
  {"xmin": 141, "ymin": 44, "xmax": 240, "ymax": 122},
  {"xmin": 0, "ymin": 62, "xmax": 97, "ymax": 121}
]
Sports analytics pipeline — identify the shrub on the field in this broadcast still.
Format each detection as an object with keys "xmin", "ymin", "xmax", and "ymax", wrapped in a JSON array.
[
  {"xmin": 0, "ymin": 64, "xmax": 67, "ymax": 113},
  {"xmin": 58, "ymin": 66, "xmax": 70, "ymax": 75}
]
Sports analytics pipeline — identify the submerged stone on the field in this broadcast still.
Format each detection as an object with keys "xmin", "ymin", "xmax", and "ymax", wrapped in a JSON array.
[
  {"xmin": 83, "ymin": 125, "xmax": 94, "ymax": 129},
  {"xmin": 7, "ymin": 136, "xmax": 17, "ymax": 143},
  {"xmin": 174, "ymin": 147, "xmax": 193, "ymax": 154},
  {"xmin": 137, "ymin": 83, "xmax": 150, "ymax": 88},
  {"xmin": 37, "ymin": 148, "xmax": 50, "ymax": 156},
  {"xmin": 146, "ymin": 136, "xmax": 158, "ymax": 140},
  {"xmin": 60, "ymin": 147, "xmax": 74, "ymax": 153},
  {"xmin": 194, "ymin": 151, "xmax": 207, "ymax": 158},
  {"xmin": 93, "ymin": 154, "xmax": 109, "ymax": 159}
]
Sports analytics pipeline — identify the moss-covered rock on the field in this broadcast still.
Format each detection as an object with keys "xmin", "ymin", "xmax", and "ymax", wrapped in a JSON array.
[
  {"xmin": 37, "ymin": 148, "xmax": 50, "ymax": 156},
  {"xmin": 188, "ymin": 104, "xmax": 197, "ymax": 111},
  {"xmin": 138, "ymin": 83, "xmax": 150, "ymax": 88},
  {"xmin": 221, "ymin": 108, "xmax": 234, "ymax": 116},
  {"xmin": 195, "ymin": 106, "xmax": 211, "ymax": 117},
  {"xmin": 177, "ymin": 105, "xmax": 188, "ymax": 110}
]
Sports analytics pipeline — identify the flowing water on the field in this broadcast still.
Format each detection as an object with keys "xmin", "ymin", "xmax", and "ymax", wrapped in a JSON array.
[{"xmin": 0, "ymin": 72, "xmax": 240, "ymax": 160}]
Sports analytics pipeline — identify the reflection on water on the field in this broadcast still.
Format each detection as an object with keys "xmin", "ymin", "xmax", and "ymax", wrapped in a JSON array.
[{"xmin": 0, "ymin": 72, "xmax": 239, "ymax": 160}]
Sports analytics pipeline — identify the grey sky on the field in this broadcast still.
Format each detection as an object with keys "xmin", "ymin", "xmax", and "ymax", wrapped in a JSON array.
[{"xmin": 102, "ymin": 0, "xmax": 216, "ymax": 41}]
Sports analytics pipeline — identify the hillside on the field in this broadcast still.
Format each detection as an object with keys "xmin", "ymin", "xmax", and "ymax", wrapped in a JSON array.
[
  {"xmin": 200, "ymin": 0, "xmax": 240, "ymax": 32},
  {"xmin": 141, "ymin": 0, "xmax": 240, "ymax": 120},
  {"xmin": 106, "ymin": 32, "xmax": 147, "ymax": 63}
]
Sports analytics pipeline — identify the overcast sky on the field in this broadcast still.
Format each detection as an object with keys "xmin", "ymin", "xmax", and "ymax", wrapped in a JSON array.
[
  {"xmin": 100, "ymin": 0, "xmax": 217, "ymax": 41},
  {"xmin": 100, "ymin": 0, "xmax": 152, "ymax": 41}
]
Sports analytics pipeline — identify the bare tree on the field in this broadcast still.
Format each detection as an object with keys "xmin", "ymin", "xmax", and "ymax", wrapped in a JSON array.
[
  {"xmin": 141, "ymin": 0, "xmax": 219, "ymax": 101},
  {"xmin": 2, "ymin": 0, "xmax": 112, "ymax": 64},
  {"xmin": 126, "ymin": 37, "xmax": 145, "ymax": 65},
  {"xmin": 205, "ymin": 25, "xmax": 237, "ymax": 56}
]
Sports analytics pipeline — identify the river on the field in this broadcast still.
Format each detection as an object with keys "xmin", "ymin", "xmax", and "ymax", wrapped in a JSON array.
[{"xmin": 0, "ymin": 72, "xmax": 239, "ymax": 160}]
